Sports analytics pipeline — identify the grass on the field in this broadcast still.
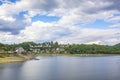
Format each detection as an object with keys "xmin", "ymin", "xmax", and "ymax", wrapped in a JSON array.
[
  {"xmin": 0, "ymin": 56, "xmax": 24, "ymax": 63},
  {"xmin": 0, "ymin": 53, "xmax": 35, "ymax": 63}
]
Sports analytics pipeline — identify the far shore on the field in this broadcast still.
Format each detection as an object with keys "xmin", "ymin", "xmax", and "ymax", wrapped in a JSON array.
[
  {"xmin": 35, "ymin": 53, "xmax": 120, "ymax": 56},
  {"xmin": 0, "ymin": 53, "xmax": 120, "ymax": 63}
]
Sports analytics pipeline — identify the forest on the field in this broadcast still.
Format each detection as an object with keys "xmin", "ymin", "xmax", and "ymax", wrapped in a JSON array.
[{"xmin": 65, "ymin": 44, "xmax": 120, "ymax": 54}]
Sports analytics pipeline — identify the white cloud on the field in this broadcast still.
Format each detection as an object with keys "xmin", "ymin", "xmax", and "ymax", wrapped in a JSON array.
[
  {"xmin": 107, "ymin": 16, "xmax": 120, "ymax": 22},
  {"xmin": 19, "ymin": 21, "xmax": 71, "ymax": 42},
  {"xmin": 9, "ymin": 20, "xmax": 118, "ymax": 45},
  {"xmin": 109, "ymin": 23, "xmax": 120, "ymax": 28},
  {"xmin": 0, "ymin": 31, "xmax": 20, "ymax": 44},
  {"xmin": 0, "ymin": 19, "xmax": 119, "ymax": 45},
  {"xmin": 0, "ymin": 0, "xmax": 120, "ymax": 45},
  {"xmin": 56, "ymin": 28, "xmax": 120, "ymax": 45},
  {"xmin": 0, "ymin": 16, "xmax": 15, "ymax": 22}
]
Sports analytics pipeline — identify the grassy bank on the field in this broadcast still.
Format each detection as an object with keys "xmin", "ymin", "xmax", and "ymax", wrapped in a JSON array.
[
  {"xmin": 0, "ymin": 53, "xmax": 35, "ymax": 63},
  {"xmin": 0, "ymin": 57, "xmax": 24, "ymax": 63}
]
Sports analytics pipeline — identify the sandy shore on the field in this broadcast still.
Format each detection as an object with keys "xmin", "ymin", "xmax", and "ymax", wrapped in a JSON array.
[{"xmin": 0, "ymin": 53, "xmax": 35, "ymax": 63}]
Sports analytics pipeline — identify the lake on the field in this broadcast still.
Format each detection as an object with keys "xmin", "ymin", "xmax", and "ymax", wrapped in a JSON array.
[{"xmin": 0, "ymin": 56, "xmax": 120, "ymax": 80}]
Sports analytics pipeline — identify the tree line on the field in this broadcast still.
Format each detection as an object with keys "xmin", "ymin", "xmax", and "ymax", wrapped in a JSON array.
[
  {"xmin": 0, "ymin": 42, "xmax": 120, "ymax": 55},
  {"xmin": 64, "ymin": 44, "xmax": 120, "ymax": 54}
]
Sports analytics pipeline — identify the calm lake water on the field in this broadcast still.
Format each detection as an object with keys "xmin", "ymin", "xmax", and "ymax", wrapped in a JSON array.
[{"xmin": 0, "ymin": 56, "xmax": 120, "ymax": 80}]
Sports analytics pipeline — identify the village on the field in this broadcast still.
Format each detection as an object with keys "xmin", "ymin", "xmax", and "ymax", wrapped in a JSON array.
[
  {"xmin": 0, "ymin": 41, "xmax": 120, "ymax": 58},
  {"xmin": 0, "ymin": 42, "xmax": 70, "ymax": 56}
]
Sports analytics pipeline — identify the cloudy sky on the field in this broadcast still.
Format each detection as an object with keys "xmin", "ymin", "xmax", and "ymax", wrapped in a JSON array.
[{"xmin": 0, "ymin": 0, "xmax": 120, "ymax": 45}]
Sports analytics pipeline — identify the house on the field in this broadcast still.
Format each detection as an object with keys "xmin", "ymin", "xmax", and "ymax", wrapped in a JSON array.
[
  {"xmin": 15, "ymin": 47, "xmax": 25, "ymax": 54},
  {"xmin": 8, "ymin": 51, "xmax": 15, "ymax": 54},
  {"xmin": 32, "ymin": 49, "xmax": 41, "ymax": 53}
]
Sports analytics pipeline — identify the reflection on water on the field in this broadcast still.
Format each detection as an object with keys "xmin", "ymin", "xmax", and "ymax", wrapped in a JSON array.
[{"xmin": 0, "ymin": 56, "xmax": 120, "ymax": 80}]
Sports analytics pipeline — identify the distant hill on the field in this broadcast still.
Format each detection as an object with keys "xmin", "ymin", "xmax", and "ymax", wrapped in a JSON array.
[{"xmin": 114, "ymin": 43, "xmax": 120, "ymax": 48}]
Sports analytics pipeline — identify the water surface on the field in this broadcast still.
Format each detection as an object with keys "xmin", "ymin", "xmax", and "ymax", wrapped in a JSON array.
[{"xmin": 0, "ymin": 56, "xmax": 120, "ymax": 80}]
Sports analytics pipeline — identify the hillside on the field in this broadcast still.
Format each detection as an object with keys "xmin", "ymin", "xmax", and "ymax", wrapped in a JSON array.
[{"xmin": 114, "ymin": 43, "xmax": 120, "ymax": 48}]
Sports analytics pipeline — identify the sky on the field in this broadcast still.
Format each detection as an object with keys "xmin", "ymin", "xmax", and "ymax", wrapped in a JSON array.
[{"xmin": 0, "ymin": 0, "xmax": 120, "ymax": 45}]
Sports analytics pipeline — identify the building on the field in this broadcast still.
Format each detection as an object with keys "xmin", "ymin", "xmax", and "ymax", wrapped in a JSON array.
[
  {"xmin": 15, "ymin": 47, "xmax": 25, "ymax": 54},
  {"xmin": 8, "ymin": 51, "xmax": 15, "ymax": 54}
]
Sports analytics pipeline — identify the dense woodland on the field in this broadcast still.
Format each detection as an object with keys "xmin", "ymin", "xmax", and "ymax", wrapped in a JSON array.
[
  {"xmin": 65, "ymin": 44, "xmax": 120, "ymax": 54},
  {"xmin": 0, "ymin": 42, "xmax": 120, "ymax": 56}
]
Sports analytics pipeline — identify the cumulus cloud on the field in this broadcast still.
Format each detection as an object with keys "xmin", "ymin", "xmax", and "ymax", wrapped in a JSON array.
[
  {"xmin": 109, "ymin": 23, "xmax": 120, "ymax": 28},
  {"xmin": 0, "ymin": 16, "xmax": 26, "ymax": 34},
  {"xmin": 105, "ymin": 0, "xmax": 120, "ymax": 11},
  {"xmin": 19, "ymin": 21, "xmax": 71, "ymax": 42},
  {"xmin": 56, "ymin": 28, "xmax": 120, "ymax": 45},
  {"xmin": 14, "ymin": 21, "xmax": 119, "ymax": 45},
  {"xmin": 0, "ymin": 0, "xmax": 119, "ymax": 45}
]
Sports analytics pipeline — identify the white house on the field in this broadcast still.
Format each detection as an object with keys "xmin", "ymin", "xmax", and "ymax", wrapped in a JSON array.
[{"xmin": 15, "ymin": 47, "xmax": 25, "ymax": 54}]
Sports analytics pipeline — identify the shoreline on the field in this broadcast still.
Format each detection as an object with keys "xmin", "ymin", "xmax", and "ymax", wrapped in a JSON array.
[
  {"xmin": 36, "ymin": 53, "xmax": 120, "ymax": 56},
  {"xmin": 0, "ymin": 57, "xmax": 25, "ymax": 63},
  {"xmin": 0, "ymin": 53, "xmax": 120, "ymax": 63},
  {"xmin": 0, "ymin": 53, "xmax": 35, "ymax": 64}
]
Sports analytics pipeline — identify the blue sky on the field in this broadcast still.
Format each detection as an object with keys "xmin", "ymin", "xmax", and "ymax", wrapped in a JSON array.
[
  {"xmin": 31, "ymin": 15, "xmax": 60, "ymax": 22},
  {"xmin": 83, "ymin": 20, "xmax": 111, "ymax": 29},
  {"xmin": 9, "ymin": 0, "xmax": 18, "ymax": 3},
  {"xmin": 0, "ymin": 0, "xmax": 120, "ymax": 45}
]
